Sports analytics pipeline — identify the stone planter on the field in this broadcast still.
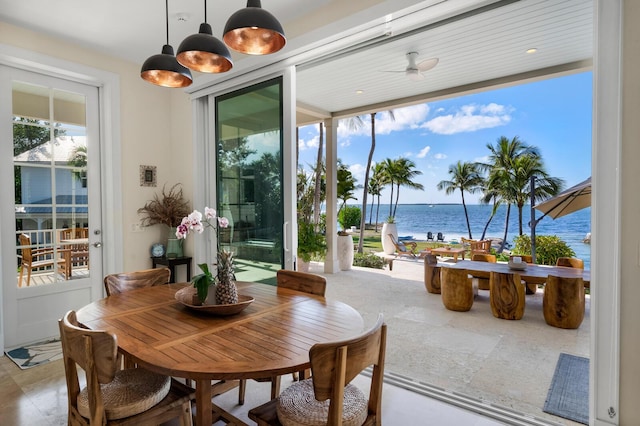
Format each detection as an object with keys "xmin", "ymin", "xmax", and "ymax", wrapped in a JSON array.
[
  {"xmin": 297, "ymin": 259, "xmax": 310, "ymax": 272},
  {"xmin": 381, "ymin": 222, "xmax": 397, "ymax": 255},
  {"xmin": 337, "ymin": 234, "xmax": 354, "ymax": 271}
]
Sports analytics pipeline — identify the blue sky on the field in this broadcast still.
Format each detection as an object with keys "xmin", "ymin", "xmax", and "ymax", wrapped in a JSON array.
[{"xmin": 297, "ymin": 71, "xmax": 592, "ymax": 205}]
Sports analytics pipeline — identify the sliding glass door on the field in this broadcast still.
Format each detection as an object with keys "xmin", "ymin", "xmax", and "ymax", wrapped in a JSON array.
[{"xmin": 215, "ymin": 78, "xmax": 284, "ymax": 283}]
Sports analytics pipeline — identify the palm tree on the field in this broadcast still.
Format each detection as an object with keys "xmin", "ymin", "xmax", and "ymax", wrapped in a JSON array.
[
  {"xmin": 391, "ymin": 157, "xmax": 423, "ymax": 218},
  {"xmin": 379, "ymin": 158, "xmax": 399, "ymax": 218},
  {"xmin": 368, "ymin": 164, "xmax": 383, "ymax": 227},
  {"xmin": 337, "ymin": 161, "xmax": 357, "ymax": 217},
  {"xmin": 437, "ymin": 161, "xmax": 483, "ymax": 239},
  {"xmin": 510, "ymin": 155, "xmax": 563, "ymax": 235},
  {"xmin": 479, "ymin": 135, "xmax": 562, "ymax": 251}
]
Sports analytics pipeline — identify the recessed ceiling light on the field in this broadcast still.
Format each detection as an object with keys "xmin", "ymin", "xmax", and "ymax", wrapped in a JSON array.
[
  {"xmin": 526, "ymin": 48, "xmax": 538, "ymax": 54},
  {"xmin": 356, "ymin": 89, "xmax": 364, "ymax": 94}
]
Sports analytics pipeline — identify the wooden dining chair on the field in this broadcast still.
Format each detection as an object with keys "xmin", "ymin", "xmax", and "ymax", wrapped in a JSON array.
[
  {"xmin": 470, "ymin": 239, "xmax": 492, "ymax": 257},
  {"xmin": 248, "ymin": 314, "xmax": 386, "ymax": 426},
  {"xmin": 60, "ymin": 228, "xmax": 90, "ymax": 271},
  {"xmin": 104, "ymin": 268, "xmax": 171, "ymax": 296},
  {"xmin": 18, "ymin": 233, "xmax": 69, "ymax": 287},
  {"xmin": 470, "ymin": 253, "xmax": 496, "ymax": 290},
  {"xmin": 543, "ymin": 275, "xmax": 586, "ymax": 329},
  {"xmin": 440, "ymin": 267, "xmax": 474, "ymax": 312},
  {"xmin": 556, "ymin": 257, "xmax": 584, "ymax": 269},
  {"xmin": 238, "ymin": 269, "xmax": 328, "ymax": 405},
  {"xmin": 58, "ymin": 310, "xmax": 193, "ymax": 425}
]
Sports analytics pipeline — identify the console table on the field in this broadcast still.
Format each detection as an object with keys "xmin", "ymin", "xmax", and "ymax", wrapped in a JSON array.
[{"xmin": 151, "ymin": 256, "xmax": 192, "ymax": 283}]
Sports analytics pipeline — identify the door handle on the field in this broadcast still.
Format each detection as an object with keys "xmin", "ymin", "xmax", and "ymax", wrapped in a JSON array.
[{"xmin": 92, "ymin": 242, "xmax": 102, "ymax": 248}]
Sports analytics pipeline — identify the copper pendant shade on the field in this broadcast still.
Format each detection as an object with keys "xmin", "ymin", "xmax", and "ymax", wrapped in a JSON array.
[
  {"xmin": 140, "ymin": 0, "xmax": 192, "ymax": 87},
  {"xmin": 176, "ymin": 1, "xmax": 233, "ymax": 73},
  {"xmin": 223, "ymin": 0, "xmax": 286, "ymax": 55}
]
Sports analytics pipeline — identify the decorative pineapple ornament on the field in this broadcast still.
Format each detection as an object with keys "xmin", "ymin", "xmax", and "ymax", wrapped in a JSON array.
[{"xmin": 215, "ymin": 250, "xmax": 238, "ymax": 304}]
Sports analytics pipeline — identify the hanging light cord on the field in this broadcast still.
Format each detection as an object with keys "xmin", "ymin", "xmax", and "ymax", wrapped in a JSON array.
[
  {"xmin": 165, "ymin": 0, "xmax": 169, "ymax": 46},
  {"xmin": 204, "ymin": 0, "xmax": 208, "ymax": 24}
]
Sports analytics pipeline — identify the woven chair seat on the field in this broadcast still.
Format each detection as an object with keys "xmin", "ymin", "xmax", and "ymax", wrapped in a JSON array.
[
  {"xmin": 77, "ymin": 368, "xmax": 171, "ymax": 420},
  {"xmin": 276, "ymin": 378, "xmax": 368, "ymax": 426}
]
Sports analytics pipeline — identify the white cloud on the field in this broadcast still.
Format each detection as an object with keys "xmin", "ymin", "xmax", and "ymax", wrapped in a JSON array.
[
  {"xmin": 337, "ymin": 104, "xmax": 430, "ymax": 137},
  {"xmin": 474, "ymin": 155, "xmax": 490, "ymax": 163},
  {"xmin": 433, "ymin": 153, "xmax": 447, "ymax": 160},
  {"xmin": 349, "ymin": 163, "xmax": 366, "ymax": 184},
  {"xmin": 298, "ymin": 135, "xmax": 319, "ymax": 151},
  {"xmin": 421, "ymin": 103, "xmax": 513, "ymax": 135},
  {"xmin": 416, "ymin": 146, "xmax": 431, "ymax": 158}
]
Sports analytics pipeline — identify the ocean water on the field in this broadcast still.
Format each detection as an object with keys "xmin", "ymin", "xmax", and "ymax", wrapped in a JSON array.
[{"xmin": 365, "ymin": 203, "xmax": 591, "ymax": 269}]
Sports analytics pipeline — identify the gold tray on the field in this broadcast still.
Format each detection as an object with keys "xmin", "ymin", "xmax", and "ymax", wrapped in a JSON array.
[{"xmin": 175, "ymin": 286, "xmax": 254, "ymax": 316}]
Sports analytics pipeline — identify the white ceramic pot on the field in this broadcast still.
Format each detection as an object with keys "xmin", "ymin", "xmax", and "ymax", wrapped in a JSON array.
[
  {"xmin": 381, "ymin": 222, "xmax": 397, "ymax": 255},
  {"xmin": 297, "ymin": 259, "xmax": 310, "ymax": 272},
  {"xmin": 337, "ymin": 234, "xmax": 354, "ymax": 271}
]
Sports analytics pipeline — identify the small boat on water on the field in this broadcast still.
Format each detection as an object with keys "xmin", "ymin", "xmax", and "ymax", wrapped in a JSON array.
[
  {"xmin": 583, "ymin": 232, "xmax": 591, "ymax": 244},
  {"xmin": 398, "ymin": 235, "xmax": 414, "ymax": 241}
]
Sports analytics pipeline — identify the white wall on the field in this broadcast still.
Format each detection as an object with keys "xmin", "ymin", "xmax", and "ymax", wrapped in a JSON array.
[
  {"xmin": 0, "ymin": 21, "xmax": 194, "ymax": 274},
  {"xmin": 619, "ymin": 1, "xmax": 640, "ymax": 423}
]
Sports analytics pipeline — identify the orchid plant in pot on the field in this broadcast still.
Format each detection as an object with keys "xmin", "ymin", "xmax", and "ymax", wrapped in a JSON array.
[{"xmin": 176, "ymin": 207, "xmax": 237, "ymax": 305}]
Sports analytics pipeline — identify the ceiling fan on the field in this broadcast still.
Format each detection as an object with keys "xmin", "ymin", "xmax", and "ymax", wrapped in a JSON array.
[{"xmin": 383, "ymin": 52, "xmax": 439, "ymax": 81}]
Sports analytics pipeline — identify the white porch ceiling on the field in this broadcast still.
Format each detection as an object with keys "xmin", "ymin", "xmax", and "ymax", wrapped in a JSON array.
[{"xmin": 0, "ymin": 0, "xmax": 593, "ymax": 122}]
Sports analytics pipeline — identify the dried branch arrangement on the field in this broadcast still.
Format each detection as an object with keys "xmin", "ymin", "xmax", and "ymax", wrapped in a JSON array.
[{"xmin": 138, "ymin": 183, "xmax": 191, "ymax": 228}]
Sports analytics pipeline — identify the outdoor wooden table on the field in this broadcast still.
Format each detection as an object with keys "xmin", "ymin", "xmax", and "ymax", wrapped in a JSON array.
[
  {"xmin": 430, "ymin": 247, "xmax": 466, "ymax": 262},
  {"xmin": 76, "ymin": 281, "xmax": 364, "ymax": 426},
  {"xmin": 445, "ymin": 260, "xmax": 591, "ymax": 284}
]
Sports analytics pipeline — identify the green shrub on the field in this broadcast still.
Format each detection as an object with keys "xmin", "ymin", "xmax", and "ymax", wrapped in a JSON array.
[
  {"xmin": 298, "ymin": 221, "xmax": 326, "ymax": 262},
  {"xmin": 353, "ymin": 252, "xmax": 385, "ymax": 269},
  {"xmin": 512, "ymin": 234, "xmax": 575, "ymax": 265},
  {"xmin": 338, "ymin": 205, "xmax": 361, "ymax": 230}
]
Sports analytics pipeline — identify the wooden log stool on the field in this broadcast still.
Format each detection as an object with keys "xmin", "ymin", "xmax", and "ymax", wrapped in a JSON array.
[
  {"xmin": 489, "ymin": 271, "xmax": 525, "ymax": 320},
  {"xmin": 543, "ymin": 275, "xmax": 585, "ymax": 329},
  {"xmin": 441, "ymin": 268, "xmax": 473, "ymax": 312},
  {"xmin": 471, "ymin": 253, "xmax": 496, "ymax": 290},
  {"xmin": 424, "ymin": 254, "xmax": 441, "ymax": 294}
]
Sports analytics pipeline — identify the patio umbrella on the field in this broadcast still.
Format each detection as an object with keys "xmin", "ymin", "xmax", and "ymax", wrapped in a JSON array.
[
  {"xmin": 533, "ymin": 177, "xmax": 591, "ymax": 219},
  {"xmin": 529, "ymin": 176, "xmax": 591, "ymax": 263}
]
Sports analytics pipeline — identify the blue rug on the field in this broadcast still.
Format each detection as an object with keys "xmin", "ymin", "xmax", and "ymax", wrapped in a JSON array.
[
  {"xmin": 543, "ymin": 353, "xmax": 589, "ymax": 425},
  {"xmin": 5, "ymin": 339, "xmax": 62, "ymax": 370}
]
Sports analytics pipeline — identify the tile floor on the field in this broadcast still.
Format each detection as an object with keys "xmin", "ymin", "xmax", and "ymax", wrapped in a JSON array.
[{"xmin": 0, "ymin": 258, "xmax": 587, "ymax": 425}]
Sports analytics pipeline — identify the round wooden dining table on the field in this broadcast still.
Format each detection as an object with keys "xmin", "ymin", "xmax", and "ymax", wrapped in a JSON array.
[{"xmin": 76, "ymin": 281, "xmax": 364, "ymax": 426}]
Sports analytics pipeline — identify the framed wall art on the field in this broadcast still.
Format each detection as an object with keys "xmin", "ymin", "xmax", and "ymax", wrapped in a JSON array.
[{"xmin": 140, "ymin": 165, "xmax": 157, "ymax": 187}]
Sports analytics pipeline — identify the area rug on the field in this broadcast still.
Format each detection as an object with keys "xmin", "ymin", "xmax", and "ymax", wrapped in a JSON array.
[
  {"xmin": 5, "ymin": 339, "xmax": 63, "ymax": 370},
  {"xmin": 543, "ymin": 353, "xmax": 589, "ymax": 425}
]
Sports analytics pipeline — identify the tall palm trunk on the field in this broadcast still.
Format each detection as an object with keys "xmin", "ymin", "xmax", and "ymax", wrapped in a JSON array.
[
  {"xmin": 368, "ymin": 197, "xmax": 374, "ymax": 224},
  {"xmin": 388, "ymin": 180, "xmax": 395, "ymax": 218},
  {"xmin": 312, "ymin": 123, "xmax": 323, "ymax": 230},
  {"xmin": 358, "ymin": 113, "xmax": 376, "ymax": 253},
  {"xmin": 393, "ymin": 183, "xmax": 401, "ymax": 217},
  {"xmin": 500, "ymin": 204, "xmax": 512, "ymax": 253},
  {"xmin": 481, "ymin": 201, "xmax": 499, "ymax": 240},
  {"xmin": 517, "ymin": 203, "xmax": 525, "ymax": 235},
  {"xmin": 461, "ymin": 191, "xmax": 472, "ymax": 239}
]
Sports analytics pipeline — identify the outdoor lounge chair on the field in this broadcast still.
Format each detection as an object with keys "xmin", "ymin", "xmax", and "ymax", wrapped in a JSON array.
[
  {"xmin": 427, "ymin": 231, "xmax": 434, "ymax": 241},
  {"xmin": 437, "ymin": 232, "xmax": 445, "ymax": 242},
  {"xmin": 388, "ymin": 234, "xmax": 418, "ymax": 258}
]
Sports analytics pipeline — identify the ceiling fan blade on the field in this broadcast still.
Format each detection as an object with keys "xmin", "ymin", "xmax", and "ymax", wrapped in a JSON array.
[{"xmin": 416, "ymin": 57, "xmax": 439, "ymax": 72}]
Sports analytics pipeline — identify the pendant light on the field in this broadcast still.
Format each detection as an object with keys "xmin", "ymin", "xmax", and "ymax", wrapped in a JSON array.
[
  {"xmin": 176, "ymin": 0, "xmax": 233, "ymax": 73},
  {"xmin": 223, "ymin": 0, "xmax": 286, "ymax": 55},
  {"xmin": 141, "ymin": 0, "xmax": 193, "ymax": 88}
]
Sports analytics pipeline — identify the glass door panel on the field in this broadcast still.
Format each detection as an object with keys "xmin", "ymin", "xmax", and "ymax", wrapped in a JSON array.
[
  {"xmin": 13, "ymin": 81, "xmax": 90, "ymax": 287},
  {"xmin": 216, "ymin": 78, "xmax": 283, "ymax": 283}
]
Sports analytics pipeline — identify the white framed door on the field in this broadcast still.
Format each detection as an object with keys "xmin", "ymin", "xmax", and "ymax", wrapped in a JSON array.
[{"xmin": 0, "ymin": 66, "xmax": 103, "ymax": 348}]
